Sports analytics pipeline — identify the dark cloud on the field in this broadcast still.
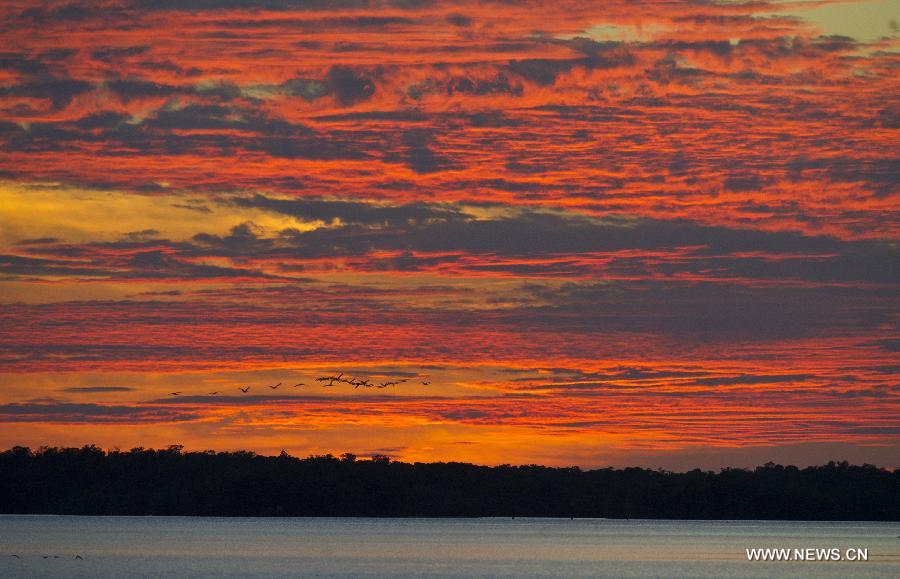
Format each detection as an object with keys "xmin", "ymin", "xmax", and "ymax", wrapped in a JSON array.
[
  {"xmin": 148, "ymin": 393, "xmax": 443, "ymax": 405},
  {"xmin": 216, "ymin": 15, "xmax": 418, "ymax": 30},
  {"xmin": 686, "ymin": 374, "xmax": 813, "ymax": 386},
  {"xmin": 514, "ymin": 366, "xmax": 708, "ymax": 383},
  {"xmin": 123, "ymin": 229, "xmax": 161, "ymax": 241},
  {"xmin": 106, "ymin": 79, "xmax": 179, "ymax": 102},
  {"xmin": 234, "ymin": 194, "xmax": 464, "ymax": 225},
  {"xmin": 0, "ymin": 104, "xmax": 374, "ymax": 162},
  {"xmin": 130, "ymin": 0, "xmax": 374, "ymax": 10},
  {"xmin": 788, "ymin": 156, "xmax": 899, "ymax": 197},
  {"xmin": 60, "ymin": 386, "xmax": 136, "ymax": 393},
  {"xmin": 191, "ymin": 223, "xmax": 282, "ymax": 258},
  {"xmin": 327, "ymin": 66, "xmax": 376, "ymax": 106},
  {"xmin": 398, "ymin": 129, "xmax": 455, "ymax": 174},
  {"xmin": 507, "ymin": 44, "xmax": 634, "ymax": 86},
  {"xmin": 408, "ymin": 74, "xmax": 523, "ymax": 99},
  {"xmin": 723, "ymin": 174, "xmax": 767, "ymax": 192},
  {"xmin": 136, "ymin": 60, "xmax": 203, "ymax": 77},
  {"xmin": 0, "ymin": 53, "xmax": 51, "ymax": 75},
  {"xmin": 872, "ymin": 338, "xmax": 900, "ymax": 352},
  {"xmin": 0, "ymin": 241, "xmax": 276, "ymax": 281},
  {"xmin": 18, "ymin": 2, "xmax": 121, "ymax": 23},
  {"xmin": 314, "ymin": 110, "xmax": 428, "ymax": 123},
  {"xmin": 172, "ymin": 203, "xmax": 212, "ymax": 213},
  {"xmin": 7, "ymin": 194, "xmax": 898, "ymax": 285},
  {"xmin": 318, "ymin": 15, "xmax": 415, "ymax": 28},
  {"xmin": 150, "ymin": 104, "xmax": 271, "ymax": 131},
  {"xmin": 0, "ymin": 78, "xmax": 92, "ymax": 110},
  {"xmin": 507, "ymin": 58, "xmax": 573, "ymax": 86},
  {"xmin": 92, "ymin": 45, "xmax": 151, "ymax": 62},
  {"xmin": 256, "ymin": 210, "xmax": 896, "ymax": 284},
  {"xmin": 15, "ymin": 237, "xmax": 61, "ymax": 246},
  {"xmin": 516, "ymin": 281, "xmax": 896, "ymax": 342},
  {"xmin": 126, "ymin": 248, "xmax": 275, "ymax": 279},
  {"xmin": 648, "ymin": 39, "xmax": 734, "ymax": 57},
  {"xmin": 0, "ymin": 253, "xmax": 109, "ymax": 278},
  {"xmin": 0, "ymin": 402, "xmax": 199, "ymax": 423},
  {"xmin": 105, "ymin": 79, "xmax": 240, "ymax": 103},
  {"xmin": 445, "ymin": 13, "xmax": 472, "ymax": 27}
]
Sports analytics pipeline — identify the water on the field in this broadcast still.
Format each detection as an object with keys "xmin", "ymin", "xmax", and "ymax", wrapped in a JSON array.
[{"xmin": 1, "ymin": 516, "xmax": 897, "ymax": 578}]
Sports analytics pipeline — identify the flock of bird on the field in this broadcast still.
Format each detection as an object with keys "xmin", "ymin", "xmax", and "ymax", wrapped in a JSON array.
[
  {"xmin": 14, "ymin": 372, "xmax": 430, "ymax": 562},
  {"xmin": 168, "ymin": 372, "xmax": 431, "ymax": 397}
]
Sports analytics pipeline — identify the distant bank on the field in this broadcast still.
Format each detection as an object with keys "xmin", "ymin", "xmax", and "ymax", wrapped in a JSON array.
[{"xmin": 1, "ymin": 446, "xmax": 897, "ymax": 520}]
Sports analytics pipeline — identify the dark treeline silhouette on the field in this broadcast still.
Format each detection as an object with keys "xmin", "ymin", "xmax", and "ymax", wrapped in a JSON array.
[{"xmin": 1, "ymin": 446, "xmax": 897, "ymax": 520}]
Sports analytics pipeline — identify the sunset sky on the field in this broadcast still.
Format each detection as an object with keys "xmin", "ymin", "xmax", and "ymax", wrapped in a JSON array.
[{"xmin": 0, "ymin": 0, "xmax": 897, "ymax": 469}]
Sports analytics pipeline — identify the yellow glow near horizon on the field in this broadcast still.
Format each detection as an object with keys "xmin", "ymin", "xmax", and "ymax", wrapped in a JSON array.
[{"xmin": 0, "ymin": 182, "xmax": 311, "ymax": 247}]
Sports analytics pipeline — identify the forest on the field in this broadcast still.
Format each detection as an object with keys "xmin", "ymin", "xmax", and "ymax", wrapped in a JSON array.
[{"xmin": 1, "ymin": 446, "xmax": 896, "ymax": 520}]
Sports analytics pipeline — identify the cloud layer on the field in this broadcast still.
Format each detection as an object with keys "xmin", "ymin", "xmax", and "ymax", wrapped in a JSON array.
[{"xmin": 0, "ymin": 0, "xmax": 897, "ymax": 468}]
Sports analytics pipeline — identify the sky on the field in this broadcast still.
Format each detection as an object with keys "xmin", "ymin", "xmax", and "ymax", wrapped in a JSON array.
[{"xmin": 0, "ymin": 0, "xmax": 897, "ymax": 470}]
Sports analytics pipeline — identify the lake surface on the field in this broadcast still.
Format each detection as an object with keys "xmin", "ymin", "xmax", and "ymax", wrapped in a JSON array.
[{"xmin": 1, "ymin": 516, "xmax": 897, "ymax": 578}]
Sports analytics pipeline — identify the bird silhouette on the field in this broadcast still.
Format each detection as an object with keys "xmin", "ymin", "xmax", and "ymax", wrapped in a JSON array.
[
  {"xmin": 293, "ymin": 383, "xmax": 304, "ymax": 387},
  {"xmin": 421, "ymin": 381, "xmax": 430, "ymax": 385},
  {"xmin": 207, "ymin": 391, "xmax": 219, "ymax": 395},
  {"xmin": 269, "ymin": 382, "xmax": 281, "ymax": 389},
  {"xmin": 10, "ymin": 554, "xmax": 19, "ymax": 559},
  {"xmin": 75, "ymin": 555, "xmax": 83, "ymax": 560},
  {"xmin": 239, "ymin": 386, "xmax": 250, "ymax": 393},
  {"xmin": 169, "ymin": 392, "xmax": 181, "ymax": 396}
]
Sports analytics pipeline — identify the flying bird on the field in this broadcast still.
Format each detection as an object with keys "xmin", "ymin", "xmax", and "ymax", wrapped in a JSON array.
[
  {"xmin": 269, "ymin": 382, "xmax": 281, "ymax": 389},
  {"xmin": 169, "ymin": 392, "xmax": 181, "ymax": 396},
  {"xmin": 293, "ymin": 383, "xmax": 305, "ymax": 387},
  {"xmin": 239, "ymin": 386, "xmax": 250, "ymax": 393},
  {"xmin": 421, "ymin": 381, "xmax": 430, "ymax": 385},
  {"xmin": 207, "ymin": 391, "xmax": 219, "ymax": 395},
  {"xmin": 10, "ymin": 554, "xmax": 19, "ymax": 559},
  {"xmin": 75, "ymin": 555, "xmax": 83, "ymax": 560}
]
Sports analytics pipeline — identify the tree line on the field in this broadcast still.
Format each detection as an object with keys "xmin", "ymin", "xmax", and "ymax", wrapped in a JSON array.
[{"xmin": 1, "ymin": 446, "xmax": 896, "ymax": 520}]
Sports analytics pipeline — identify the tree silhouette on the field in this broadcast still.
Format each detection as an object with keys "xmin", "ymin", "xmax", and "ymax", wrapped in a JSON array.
[{"xmin": 0, "ymin": 446, "xmax": 896, "ymax": 520}]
